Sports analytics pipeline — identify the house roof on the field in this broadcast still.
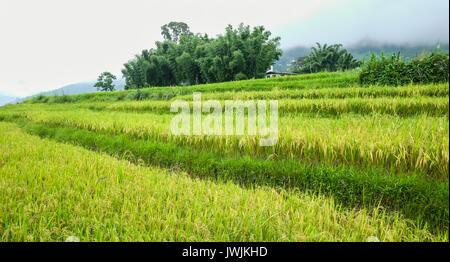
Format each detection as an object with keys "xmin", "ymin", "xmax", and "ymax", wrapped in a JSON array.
[{"xmin": 266, "ymin": 71, "xmax": 298, "ymax": 75}]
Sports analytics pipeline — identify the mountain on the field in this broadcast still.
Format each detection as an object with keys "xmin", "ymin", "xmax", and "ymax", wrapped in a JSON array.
[
  {"xmin": 40, "ymin": 78, "xmax": 125, "ymax": 96},
  {"xmin": 0, "ymin": 94, "xmax": 17, "ymax": 106},
  {"xmin": 274, "ymin": 41, "xmax": 450, "ymax": 72},
  {"xmin": 20, "ymin": 78, "xmax": 126, "ymax": 102},
  {"xmin": 347, "ymin": 40, "xmax": 449, "ymax": 61},
  {"xmin": 273, "ymin": 46, "xmax": 311, "ymax": 72}
]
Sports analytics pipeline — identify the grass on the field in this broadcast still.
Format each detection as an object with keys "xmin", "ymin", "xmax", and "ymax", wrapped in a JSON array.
[{"xmin": 0, "ymin": 122, "xmax": 445, "ymax": 242}]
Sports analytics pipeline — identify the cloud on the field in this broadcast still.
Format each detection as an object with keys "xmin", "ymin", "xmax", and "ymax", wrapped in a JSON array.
[
  {"xmin": 0, "ymin": 0, "xmax": 448, "ymax": 96},
  {"xmin": 275, "ymin": 0, "xmax": 449, "ymax": 48},
  {"xmin": 0, "ymin": 0, "xmax": 331, "ymax": 97}
]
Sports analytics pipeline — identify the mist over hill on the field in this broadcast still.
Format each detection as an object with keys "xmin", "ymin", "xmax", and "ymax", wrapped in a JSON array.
[
  {"xmin": 42, "ymin": 78, "xmax": 125, "ymax": 96},
  {"xmin": 0, "ymin": 94, "xmax": 17, "ymax": 106},
  {"xmin": 274, "ymin": 41, "xmax": 449, "ymax": 72},
  {"xmin": 19, "ymin": 78, "xmax": 125, "ymax": 102}
]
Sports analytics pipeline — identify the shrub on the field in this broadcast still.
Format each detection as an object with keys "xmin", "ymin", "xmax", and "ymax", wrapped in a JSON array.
[
  {"xmin": 31, "ymin": 94, "xmax": 49, "ymax": 103},
  {"xmin": 125, "ymin": 89, "xmax": 146, "ymax": 101},
  {"xmin": 234, "ymin": 72, "xmax": 248, "ymax": 81},
  {"xmin": 48, "ymin": 95, "xmax": 74, "ymax": 103},
  {"xmin": 360, "ymin": 52, "xmax": 449, "ymax": 86}
]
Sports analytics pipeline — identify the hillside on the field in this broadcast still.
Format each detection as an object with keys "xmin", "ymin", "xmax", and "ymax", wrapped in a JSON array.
[
  {"xmin": 274, "ymin": 42, "xmax": 450, "ymax": 71},
  {"xmin": 18, "ymin": 78, "xmax": 125, "ymax": 102},
  {"xmin": 0, "ymin": 94, "xmax": 17, "ymax": 106},
  {"xmin": 0, "ymin": 71, "xmax": 448, "ymax": 241}
]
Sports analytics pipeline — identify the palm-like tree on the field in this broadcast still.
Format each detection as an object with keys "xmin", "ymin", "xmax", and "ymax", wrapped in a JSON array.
[{"xmin": 299, "ymin": 43, "xmax": 359, "ymax": 73}]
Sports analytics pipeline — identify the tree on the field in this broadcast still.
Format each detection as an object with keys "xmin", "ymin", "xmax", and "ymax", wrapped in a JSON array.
[
  {"xmin": 292, "ymin": 43, "xmax": 359, "ymax": 73},
  {"xmin": 161, "ymin": 22, "xmax": 192, "ymax": 44},
  {"xmin": 94, "ymin": 72, "xmax": 117, "ymax": 92},
  {"xmin": 122, "ymin": 22, "xmax": 282, "ymax": 89},
  {"xmin": 290, "ymin": 56, "xmax": 307, "ymax": 72}
]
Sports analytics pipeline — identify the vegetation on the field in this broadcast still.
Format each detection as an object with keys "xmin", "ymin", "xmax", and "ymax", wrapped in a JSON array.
[
  {"xmin": 276, "ymin": 42, "xmax": 449, "ymax": 72},
  {"xmin": 0, "ymin": 122, "xmax": 444, "ymax": 241},
  {"xmin": 121, "ymin": 22, "xmax": 282, "ymax": 89},
  {"xmin": 360, "ymin": 52, "xmax": 449, "ymax": 86},
  {"xmin": 0, "ymin": 70, "xmax": 448, "ymax": 241},
  {"xmin": 291, "ymin": 43, "xmax": 360, "ymax": 74},
  {"xmin": 26, "ymin": 71, "xmax": 360, "ymax": 104},
  {"xmin": 94, "ymin": 72, "xmax": 117, "ymax": 92}
]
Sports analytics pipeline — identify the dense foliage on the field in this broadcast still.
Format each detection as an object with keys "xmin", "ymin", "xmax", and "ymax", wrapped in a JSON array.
[
  {"xmin": 291, "ymin": 43, "xmax": 360, "ymax": 74},
  {"xmin": 360, "ymin": 52, "xmax": 450, "ymax": 86},
  {"xmin": 276, "ymin": 42, "xmax": 449, "ymax": 72},
  {"xmin": 121, "ymin": 22, "xmax": 282, "ymax": 89}
]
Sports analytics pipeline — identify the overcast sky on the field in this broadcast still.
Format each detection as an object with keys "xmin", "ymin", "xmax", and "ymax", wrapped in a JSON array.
[{"xmin": 0, "ymin": 0, "xmax": 448, "ymax": 97}]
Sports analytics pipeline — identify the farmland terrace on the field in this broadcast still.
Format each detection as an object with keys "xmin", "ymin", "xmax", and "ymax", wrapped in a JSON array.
[{"xmin": 0, "ymin": 70, "xmax": 448, "ymax": 241}]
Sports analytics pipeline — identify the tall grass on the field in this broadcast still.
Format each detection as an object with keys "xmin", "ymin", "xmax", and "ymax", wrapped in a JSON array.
[
  {"xmin": 77, "ymin": 96, "xmax": 448, "ymax": 117},
  {"xmin": 11, "ymin": 120, "xmax": 449, "ymax": 231},
  {"xmin": 174, "ymin": 84, "xmax": 449, "ymax": 101},
  {"xmin": 25, "ymin": 71, "xmax": 359, "ymax": 104},
  {"xmin": 1, "ymin": 105, "xmax": 447, "ymax": 179},
  {"xmin": 1, "ymin": 122, "xmax": 444, "ymax": 242},
  {"xmin": 1, "ymin": 70, "xmax": 448, "ymax": 241}
]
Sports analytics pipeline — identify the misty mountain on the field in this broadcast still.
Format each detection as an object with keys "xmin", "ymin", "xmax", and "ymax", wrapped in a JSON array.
[
  {"xmin": 0, "ymin": 94, "xmax": 17, "ymax": 106},
  {"xmin": 20, "ymin": 78, "xmax": 126, "ymax": 102},
  {"xmin": 274, "ymin": 41, "xmax": 449, "ymax": 72}
]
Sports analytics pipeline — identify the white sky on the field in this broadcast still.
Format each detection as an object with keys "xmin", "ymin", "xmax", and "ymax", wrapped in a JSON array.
[{"xmin": 0, "ymin": 0, "xmax": 448, "ymax": 97}]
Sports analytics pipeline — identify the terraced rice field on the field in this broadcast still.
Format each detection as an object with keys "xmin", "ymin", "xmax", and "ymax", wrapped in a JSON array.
[{"xmin": 0, "ymin": 71, "xmax": 448, "ymax": 241}]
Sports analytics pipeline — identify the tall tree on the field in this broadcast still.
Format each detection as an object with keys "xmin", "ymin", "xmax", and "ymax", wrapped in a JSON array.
[
  {"xmin": 122, "ymin": 22, "xmax": 282, "ymax": 89},
  {"xmin": 161, "ymin": 22, "xmax": 192, "ymax": 44},
  {"xmin": 94, "ymin": 72, "xmax": 116, "ymax": 92},
  {"xmin": 292, "ymin": 43, "xmax": 359, "ymax": 73}
]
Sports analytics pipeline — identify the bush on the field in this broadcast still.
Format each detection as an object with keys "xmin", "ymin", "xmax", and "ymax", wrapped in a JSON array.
[
  {"xmin": 31, "ymin": 94, "xmax": 49, "ymax": 103},
  {"xmin": 48, "ymin": 95, "xmax": 74, "ymax": 103},
  {"xmin": 234, "ymin": 72, "xmax": 248, "ymax": 81},
  {"xmin": 360, "ymin": 52, "xmax": 449, "ymax": 86},
  {"xmin": 125, "ymin": 89, "xmax": 146, "ymax": 101}
]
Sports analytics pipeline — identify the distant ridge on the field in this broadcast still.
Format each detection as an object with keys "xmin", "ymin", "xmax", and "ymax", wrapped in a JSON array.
[
  {"xmin": 19, "ymin": 78, "xmax": 125, "ymax": 102},
  {"xmin": 0, "ymin": 94, "xmax": 17, "ymax": 106}
]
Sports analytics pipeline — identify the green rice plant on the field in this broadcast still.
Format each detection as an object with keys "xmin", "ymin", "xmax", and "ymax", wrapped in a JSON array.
[
  {"xmin": 175, "ymin": 83, "xmax": 449, "ymax": 101},
  {"xmin": 0, "ymin": 103, "xmax": 448, "ymax": 179},
  {"xmin": 278, "ymin": 97, "xmax": 449, "ymax": 117},
  {"xmin": 23, "ymin": 71, "xmax": 359, "ymax": 104},
  {"xmin": 1, "ymin": 122, "xmax": 445, "ymax": 242},
  {"xmin": 74, "ymin": 96, "xmax": 449, "ymax": 117},
  {"xmin": 1, "ymin": 70, "xmax": 449, "ymax": 241},
  {"xmin": 10, "ymin": 120, "xmax": 449, "ymax": 232}
]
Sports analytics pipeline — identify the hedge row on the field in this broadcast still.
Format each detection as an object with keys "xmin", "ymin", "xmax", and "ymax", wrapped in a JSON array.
[{"xmin": 360, "ymin": 52, "xmax": 449, "ymax": 86}]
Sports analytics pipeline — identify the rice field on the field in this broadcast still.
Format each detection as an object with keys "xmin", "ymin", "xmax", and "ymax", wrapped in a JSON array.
[{"xmin": 0, "ymin": 71, "xmax": 448, "ymax": 241}]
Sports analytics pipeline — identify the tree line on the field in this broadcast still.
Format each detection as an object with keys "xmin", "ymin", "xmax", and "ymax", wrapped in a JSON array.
[
  {"xmin": 94, "ymin": 23, "xmax": 363, "ymax": 92},
  {"xmin": 119, "ymin": 22, "xmax": 282, "ymax": 90}
]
